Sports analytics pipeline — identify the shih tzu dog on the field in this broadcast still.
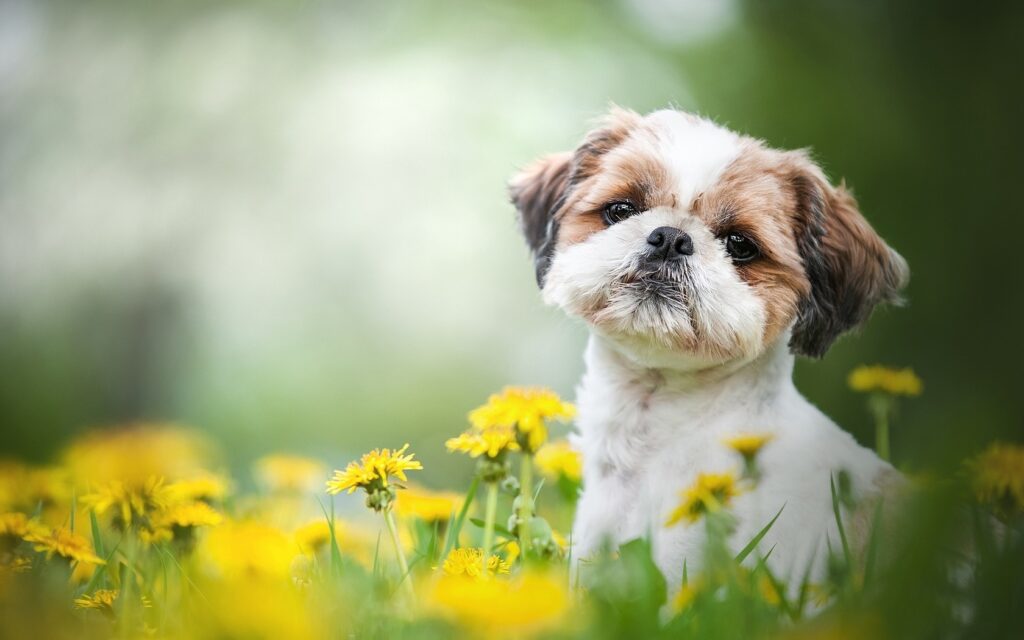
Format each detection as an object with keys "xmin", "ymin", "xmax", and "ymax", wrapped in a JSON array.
[{"xmin": 510, "ymin": 107, "xmax": 908, "ymax": 589}]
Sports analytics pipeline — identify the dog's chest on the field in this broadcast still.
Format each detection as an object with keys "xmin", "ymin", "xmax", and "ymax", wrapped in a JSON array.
[{"xmin": 572, "ymin": 381, "xmax": 740, "ymax": 555}]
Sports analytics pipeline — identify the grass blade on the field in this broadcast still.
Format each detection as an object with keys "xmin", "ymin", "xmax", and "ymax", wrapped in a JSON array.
[
  {"xmin": 830, "ymin": 475, "xmax": 852, "ymax": 571},
  {"xmin": 90, "ymin": 510, "xmax": 106, "ymax": 561},
  {"xmin": 315, "ymin": 495, "xmax": 344, "ymax": 579},
  {"xmin": 441, "ymin": 476, "xmax": 478, "ymax": 559},
  {"xmin": 735, "ymin": 503, "xmax": 785, "ymax": 563},
  {"xmin": 862, "ymin": 498, "xmax": 884, "ymax": 588},
  {"xmin": 761, "ymin": 564, "xmax": 795, "ymax": 621},
  {"xmin": 795, "ymin": 556, "xmax": 816, "ymax": 617}
]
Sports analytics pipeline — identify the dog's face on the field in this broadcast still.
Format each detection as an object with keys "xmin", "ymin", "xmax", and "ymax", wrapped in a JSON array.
[{"xmin": 511, "ymin": 108, "xmax": 908, "ymax": 366}]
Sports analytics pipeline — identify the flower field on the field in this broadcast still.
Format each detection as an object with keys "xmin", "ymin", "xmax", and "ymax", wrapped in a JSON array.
[{"xmin": 1, "ymin": 371, "xmax": 1021, "ymax": 639}]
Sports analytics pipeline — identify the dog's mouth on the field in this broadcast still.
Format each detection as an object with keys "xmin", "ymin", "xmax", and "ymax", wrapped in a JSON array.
[
  {"xmin": 621, "ymin": 261, "xmax": 685, "ymax": 291},
  {"xmin": 616, "ymin": 262, "xmax": 690, "ymax": 309}
]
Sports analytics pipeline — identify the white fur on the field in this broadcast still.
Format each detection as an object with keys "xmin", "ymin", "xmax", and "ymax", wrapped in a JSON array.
[
  {"xmin": 570, "ymin": 334, "xmax": 892, "ymax": 589},
  {"xmin": 645, "ymin": 109, "xmax": 744, "ymax": 206}
]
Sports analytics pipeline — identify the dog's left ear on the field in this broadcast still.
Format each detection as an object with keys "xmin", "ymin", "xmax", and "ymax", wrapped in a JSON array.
[
  {"xmin": 786, "ymin": 152, "xmax": 909, "ymax": 358},
  {"xmin": 509, "ymin": 152, "xmax": 573, "ymax": 287}
]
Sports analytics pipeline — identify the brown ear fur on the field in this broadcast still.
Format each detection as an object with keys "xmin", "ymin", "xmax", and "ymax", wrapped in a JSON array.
[
  {"xmin": 509, "ymin": 152, "xmax": 573, "ymax": 286},
  {"xmin": 787, "ymin": 153, "xmax": 909, "ymax": 357},
  {"xmin": 510, "ymin": 107, "xmax": 643, "ymax": 286}
]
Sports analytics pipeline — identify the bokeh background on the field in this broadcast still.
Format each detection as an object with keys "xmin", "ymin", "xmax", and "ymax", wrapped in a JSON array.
[{"xmin": 2, "ymin": 0, "xmax": 1022, "ymax": 485}]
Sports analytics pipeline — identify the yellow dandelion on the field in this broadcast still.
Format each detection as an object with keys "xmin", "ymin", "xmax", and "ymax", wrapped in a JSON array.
[
  {"xmin": 534, "ymin": 440, "xmax": 583, "ymax": 483},
  {"xmin": 1, "ymin": 512, "xmax": 45, "ymax": 546},
  {"xmin": 424, "ymin": 569, "xmax": 570, "ymax": 636},
  {"xmin": 165, "ymin": 501, "xmax": 222, "ymax": 527},
  {"xmin": 70, "ymin": 557, "xmax": 97, "ymax": 583},
  {"xmin": 394, "ymin": 485, "xmax": 463, "ymax": 522},
  {"xmin": 468, "ymin": 387, "xmax": 575, "ymax": 453},
  {"xmin": 504, "ymin": 540, "xmax": 521, "ymax": 564},
  {"xmin": 23, "ymin": 526, "xmax": 104, "ymax": 565},
  {"xmin": 666, "ymin": 471, "xmax": 741, "ymax": 526},
  {"xmin": 445, "ymin": 426, "xmax": 520, "ymax": 459},
  {"xmin": 1, "ymin": 556, "xmax": 32, "ymax": 574},
  {"xmin": 724, "ymin": 433, "xmax": 774, "ymax": 461},
  {"xmin": 81, "ymin": 476, "xmax": 172, "ymax": 530},
  {"xmin": 74, "ymin": 589, "xmax": 118, "ymax": 617},
  {"xmin": 166, "ymin": 472, "xmax": 230, "ymax": 503},
  {"xmin": 441, "ymin": 547, "xmax": 511, "ymax": 581},
  {"xmin": 186, "ymin": 578, "xmax": 329, "ymax": 640},
  {"xmin": 325, "ymin": 444, "xmax": 422, "ymax": 495},
  {"xmin": 254, "ymin": 455, "xmax": 327, "ymax": 493},
  {"xmin": 200, "ymin": 520, "xmax": 294, "ymax": 580},
  {"xmin": 672, "ymin": 582, "xmax": 700, "ymax": 613},
  {"xmin": 0, "ymin": 462, "xmax": 70, "ymax": 514},
  {"xmin": 756, "ymin": 573, "xmax": 782, "ymax": 605},
  {"xmin": 847, "ymin": 365, "xmax": 923, "ymax": 396},
  {"xmin": 294, "ymin": 520, "xmax": 332, "ymax": 556},
  {"xmin": 138, "ymin": 526, "xmax": 173, "ymax": 546},
  {"xmin": 62, "ymin": 424, "xmax": 215, "ymax": 488},
  {"xmin": 968, "ymin": 442, "xmax": 1024, "ymax": 517}
]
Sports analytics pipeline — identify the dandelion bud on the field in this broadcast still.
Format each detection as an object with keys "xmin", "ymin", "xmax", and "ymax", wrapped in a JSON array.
[
  {"xmin": 365, "ymin": 485, "xmax": 397, "ymax": 512},
  {"xmin": 476, "ymin": 457, "xmax": 511, "ymax": 484},
  {"xmin": 500, "ymin": 475, "xmax": 520, "ymax": 495}
]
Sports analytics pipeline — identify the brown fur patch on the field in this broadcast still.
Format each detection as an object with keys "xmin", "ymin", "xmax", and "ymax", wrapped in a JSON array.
[
  {"xmin": 693, "ymin": 145, "xmax": 811, "ymax": 347},
  {"xmin": 557, "ymin": 151, "xmax": 676, "ymax": 248},
  {"xmin": 779, "ymin": 151, "xmax": 909, "ymax": 357}
]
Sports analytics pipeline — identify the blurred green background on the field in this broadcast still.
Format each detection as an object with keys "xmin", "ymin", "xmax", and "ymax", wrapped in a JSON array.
[{"xmin": 2, "ymin": 0, "xmax": 1022, "ymax": 484}]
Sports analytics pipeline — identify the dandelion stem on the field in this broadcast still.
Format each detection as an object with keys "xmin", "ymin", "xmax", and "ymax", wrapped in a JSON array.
[
  {"xmin": 384, "ymin": 509, "xmax": 416, "ymax": 602},
  {"xmin": 519, "ymin": 454, "xmax": 534, "ymax": 556},
  {"xmin": 482, "ymin": 481, "xmax": 499, "ymax": 572},
  {"xmin": 870, "ymin": 394, "xmax": 892, "ymax": 462}
]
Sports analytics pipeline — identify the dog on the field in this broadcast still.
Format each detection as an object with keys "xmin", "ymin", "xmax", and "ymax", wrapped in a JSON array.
[{"xmin": 509, "ymin": 107, "xmax": 908, "ymax": 589}]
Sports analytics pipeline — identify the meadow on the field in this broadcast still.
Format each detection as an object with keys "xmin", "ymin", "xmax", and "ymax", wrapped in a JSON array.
[{"xmin": 1, "ymin": 367, "xmax": 1021, "ymax": 639}]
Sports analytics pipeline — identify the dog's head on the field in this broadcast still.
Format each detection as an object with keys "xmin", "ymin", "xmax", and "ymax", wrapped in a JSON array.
[{"xmin": 511, "ymin": 108, "xmax": 907, "ymax": 367}]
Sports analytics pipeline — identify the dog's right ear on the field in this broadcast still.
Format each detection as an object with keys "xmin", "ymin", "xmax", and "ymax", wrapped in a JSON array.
[{"xmin": 509, "ymin": 152, "xmax": 573, "ymax": 287}]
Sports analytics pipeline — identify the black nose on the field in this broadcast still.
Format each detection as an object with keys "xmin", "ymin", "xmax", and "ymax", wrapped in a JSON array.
[{"xmin": 646, "ymin": 226, "xmax": 694, "ymax": 262}]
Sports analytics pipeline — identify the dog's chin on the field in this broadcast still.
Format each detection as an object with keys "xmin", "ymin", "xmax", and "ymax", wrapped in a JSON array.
[
  {"xmin": 592, "ymin": 270, "xmax": 698, "ymax": 350},
  {"xmin": 581, "ymin": 277, "xmax": 761, "ymax": 370}
]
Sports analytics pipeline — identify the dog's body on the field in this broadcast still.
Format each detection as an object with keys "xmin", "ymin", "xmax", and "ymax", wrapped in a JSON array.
[
  {"xmin": 572, "ymin": 334, "xmax": 894, "ymax": 586},
  {"xmin": 510, "ymin": 108, "xmax": 907, "ymax": 586}
]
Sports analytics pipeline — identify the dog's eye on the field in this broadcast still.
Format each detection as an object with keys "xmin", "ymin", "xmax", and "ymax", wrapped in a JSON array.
[
  {"xmin": 724, "ymin": 232, "xmax": 759, "ymax": 263},
  {"xmin": 602, "ymin": 201, "xmax": 639, "ymax": 225}
]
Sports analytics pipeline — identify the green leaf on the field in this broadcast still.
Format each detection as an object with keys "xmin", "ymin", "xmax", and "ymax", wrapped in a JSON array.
[{"xmin": 735, "ymin": 503, "xmax": 785, "ymax": 563}]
